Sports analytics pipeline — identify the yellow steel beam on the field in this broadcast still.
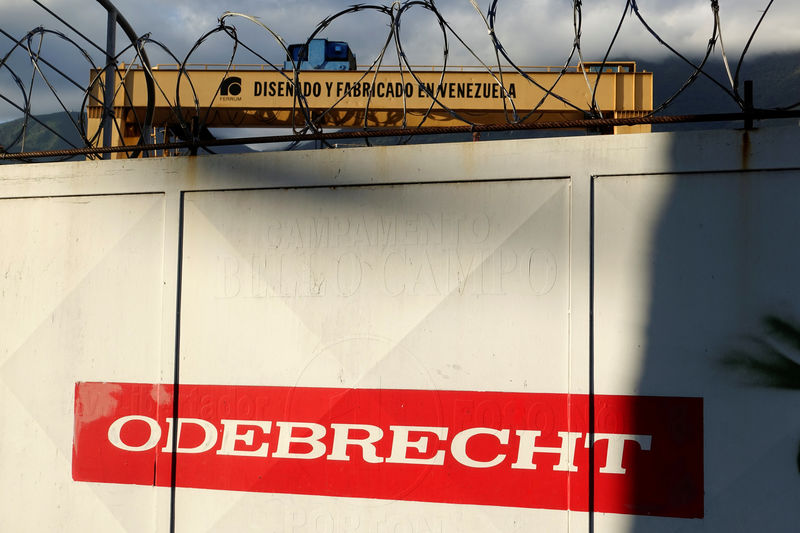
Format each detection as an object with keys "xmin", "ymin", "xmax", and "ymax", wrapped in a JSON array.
[{"xmin": 88, "ymin": 65, "xmax": 653, "ymax": 154}]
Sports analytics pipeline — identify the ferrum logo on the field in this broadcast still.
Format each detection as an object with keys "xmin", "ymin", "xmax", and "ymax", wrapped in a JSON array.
[{"xmin": 219, "ymin": 76, "xmax": 242, "ymax": 96}]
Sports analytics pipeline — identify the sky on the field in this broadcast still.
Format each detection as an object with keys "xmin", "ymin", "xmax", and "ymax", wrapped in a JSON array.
[
  {"xmin": 6, "ymin": 0, "xmax": 797, "ymax": 63},
  {"xmin": 1, "ymin": 0, "xmax": 799, "ymax": 122}
]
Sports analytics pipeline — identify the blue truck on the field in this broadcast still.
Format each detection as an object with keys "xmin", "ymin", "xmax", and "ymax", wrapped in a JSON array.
[{"xmin": 283, "ymin": 39, "xmax": 357, "ymax": 71}]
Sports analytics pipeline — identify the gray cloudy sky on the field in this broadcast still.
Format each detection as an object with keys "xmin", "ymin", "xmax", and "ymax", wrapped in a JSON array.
[
  {"xmin": 1, "ymin": 0, "xmax": 798, "ymax": 122},
  {"xmin": 6, "ymin": 0, "xmax": 800, "ymax": 64}
]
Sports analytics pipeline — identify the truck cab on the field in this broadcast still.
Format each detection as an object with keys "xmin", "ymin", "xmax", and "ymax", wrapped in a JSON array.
[{"xmin": 283, "ymin": 39, "xmax": 357, "ymax": 71}]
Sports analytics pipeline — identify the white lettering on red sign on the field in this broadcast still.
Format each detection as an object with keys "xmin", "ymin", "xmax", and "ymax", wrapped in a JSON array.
[
  {"xmin": 107, "ymin": 414, "xmax": 651, "ymax": 473},
  {"xmin": 73, "ymin": 382, "xmax": 704, "ymax": 518}
]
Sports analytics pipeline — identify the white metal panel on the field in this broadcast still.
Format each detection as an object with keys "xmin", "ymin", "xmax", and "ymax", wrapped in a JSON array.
[
  {"xmin": 593, "ymin": 171, "xmax": 800, "ymax": 532},
  {"xmin": 0, "ymin": 194, "xmax": 166, "ymax": 531},
  {"xmin": 177, "ymin": 179, "xmax": 571, "ymax": 532},
  {"xmin": 1, "ymin": 125, "xmax": 800, "ymax": 532}
]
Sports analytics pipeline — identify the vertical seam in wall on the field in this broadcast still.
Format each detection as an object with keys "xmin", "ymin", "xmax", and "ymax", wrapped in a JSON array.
[
  {"xmin": 588, "ymin": 175, "xmax": 596, "ymax": 533},
  {"xmin": 566, "ymin": 176, "xmax": 574, "ymax": 529},
  {"xmin": 169, "ymin": 191, "xmax": 185, "ymax": 533}
]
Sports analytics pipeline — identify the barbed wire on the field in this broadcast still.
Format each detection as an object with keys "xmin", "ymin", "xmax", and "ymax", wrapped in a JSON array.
[{"xmin": 0, "ymin": 0, "xmax": 796, "ymax": 161}]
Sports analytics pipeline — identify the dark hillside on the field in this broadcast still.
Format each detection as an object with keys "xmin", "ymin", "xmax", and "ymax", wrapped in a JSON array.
[
  {"xmin": 639, "ymin": 50, "xmax": 800, "ymax": 131},
  {"xmin": 0, "ymin": 111, "xmax": 85, "ymax": 162}
]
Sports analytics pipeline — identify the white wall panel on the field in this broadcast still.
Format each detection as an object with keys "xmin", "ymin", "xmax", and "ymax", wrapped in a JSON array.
[
  {"xmin": 594, "ymin": 171, "xmax": 800, "ymax": 532},
  {"xmin": 0, "ymin": 194, "xmax": 166, "ymax": 531},
  {"xmin": 177, "ymin": 179, "xmax": 570, "ymax": 532},
  {"xmin": 180, "ymin": 180, "xmax": 569, "ymax": 391},
  {"xmin": 1, "ymin": 125, "xmax": 800, "ymax": 532}
]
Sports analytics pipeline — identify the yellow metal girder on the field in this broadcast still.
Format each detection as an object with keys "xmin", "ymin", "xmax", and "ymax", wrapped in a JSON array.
[{"xmin": 88, "ymin": 65, "xmax": 653, "ymax": 154}]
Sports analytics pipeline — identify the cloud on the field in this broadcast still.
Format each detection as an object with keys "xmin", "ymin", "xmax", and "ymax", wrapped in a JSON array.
[
  {"xmin": 5, "ymin": 1, "xmax": 798, "ymax": 64},
  {"xmin": 1, "ymin": 0, "xmax": 798, "ymax": 122},
  {"xmin": 8, "ymin": 1, "xmax": 798, "ymax": 60}
]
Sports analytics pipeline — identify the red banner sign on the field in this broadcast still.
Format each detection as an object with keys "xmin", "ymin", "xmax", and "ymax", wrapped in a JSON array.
[{"xmin": 72, "ymin": 382, "xmax": 702, "ymax": 518}]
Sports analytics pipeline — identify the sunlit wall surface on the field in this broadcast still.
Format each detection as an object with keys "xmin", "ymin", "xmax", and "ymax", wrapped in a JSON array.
[{"xmin": 2, "ymin": 126, "xmax": 800, "ymax": 532}]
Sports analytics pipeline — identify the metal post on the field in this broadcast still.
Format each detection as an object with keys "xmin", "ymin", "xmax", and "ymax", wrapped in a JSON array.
[
  {"xmin": 744, "ymin": 80, "xmax": 754, "ymax": 130},
  {"xmin": 102, "ymin": 8, "xmax": 117, "ymax": 158}
]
